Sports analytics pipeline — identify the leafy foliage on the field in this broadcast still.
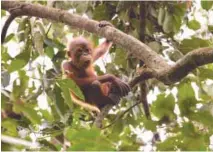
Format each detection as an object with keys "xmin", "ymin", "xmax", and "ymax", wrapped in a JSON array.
[{"xmin": 1, "ymin": 1, "xmax": 213, "ymax": 151}]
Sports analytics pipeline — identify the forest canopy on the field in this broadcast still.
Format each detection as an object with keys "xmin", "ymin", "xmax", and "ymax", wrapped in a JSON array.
[{"xmin": 1, "ymin": 1, "xmax": 213, "ymax": 151}]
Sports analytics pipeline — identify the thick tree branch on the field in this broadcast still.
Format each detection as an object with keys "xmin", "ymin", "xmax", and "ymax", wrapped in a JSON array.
[
  {"xmin": 2, "ymin": 1, "xmax": 212, "ymax": 86},
  {"xmin": 160, "ymin": 47, "xmax": 213, "ymax": 84},
  {"xmin": 133, "ymin": 47, "xmax": 213, "ymax": 85},
  {"xmin": 1, "ymin": 1, "xmax": 169, "ymax": 73}
]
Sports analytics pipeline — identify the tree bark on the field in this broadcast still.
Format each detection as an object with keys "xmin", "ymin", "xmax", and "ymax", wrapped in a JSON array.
[{"xmin": 2, "ymin": 1, "xmax": 213, "ymax": 86}]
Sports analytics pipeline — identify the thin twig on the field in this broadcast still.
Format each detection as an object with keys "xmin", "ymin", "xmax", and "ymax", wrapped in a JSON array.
[{"xmin": 102, "ymin": 101, "xmax": 142, "ymax": 130}]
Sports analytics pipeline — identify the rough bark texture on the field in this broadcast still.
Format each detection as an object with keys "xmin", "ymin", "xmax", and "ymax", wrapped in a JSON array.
[
  {"xmin": 2, "ymin": 1, "xmax": 169, "ymax": 73},
  {"xmin": 2, "ymin": 1, "xmax": 212, "ymax": 86}
]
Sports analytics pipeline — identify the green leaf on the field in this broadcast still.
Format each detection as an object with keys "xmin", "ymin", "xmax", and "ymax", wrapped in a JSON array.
[
  {"xmin": 65, "ymin": 127, "xmax": 100, "ymax": 141},
  {"xmin": 1, "ymin": 46, "xmax": 11, "ymax": 62},
  {"xmin": 44, "ymin": 38, "xmax": 65, "ymax": 50},
  {"xmin": 8, "ymin": 59, "xmax": 27, "ymax": 73},
  {"xmin": 151, "ymin": 93, "xmax": 175, "ymax": 120},
  {"xmin": 145, "ymin": 19, "xmax": 154, "ymax": 35},
  {"xmin": 35, "ymin": 21, "xmax": 46, "ymax": 35},
  {"xmin": 181, "ymin": 122, "xmax": 196, "ymax": 137},
  {"xmin": 131, "ymin": 18, "xmax": 140, "ymax": 29},
  {"xmin": 158, "ymin": 7, "xmax": 166, "ymax": 26},
  {"xmin": 177, "ymin": 82, "xmax": 197, "ymax": 116},
  {"xmin": 75, "ymin": 2, "xmax": 89, "ymax": 14},
  {"xmin": 198, "ymin": 67, "xmax": 213, "ymax": 80},
  {"xmin": 173, "ymin": 14, "xmax": 182, "ymax": 33},
  {"xmin": 172, "ymin": 3, "xmax": 187, "ymax": 32},
  {"xmin": 57, "ymin": 79, "xmax": 84, "ymax": 100},
  {"xmin": 53, "ymin": 84, "xmax": 65, "ymax": 116},
  {"xmin": 189, "ymin": 111, "xmax": 213, "ymax": 127},
  {"xmin": 7, "ymin": 43, "xmax": 31, "ymax": 72},
  {"xmin": 143, "ymin": 118, "xmax": 157, "ymax": 131},
  {"xmin": 93, "ymin": 4, "xmax": 110, "ymax": 20},
  {"xmin": 17, "ymin": 18, "xmax": 28, "ymax": 32},
  {"xmin": 208, "ymin": 25, "xmax": 213, "ymax": 32},
  {"xmin": 34, "ymin": 31, "xmax": 44, "ymax": 55},
  {"xmin": 94, "ymin": 65, "xmax": 104, "ymax": 75},
  {"xmin": 39, "ymin": 109, "xmax": 54, "ymax": 122},
  {"xmin": 181, "ymin": 136, "xmax": 206, "ymax": 151},
  {"xmin": 4, "ymin": 33, "xmax": 15, "ymax": 43},
  {"xmin": 157, "ymin": 135, "xmax": 182, "ymax": 151},
  {"xmin": 45, "ymin": 46, "xmax": 54, "ymax": 59},
  {"xmin": 2, "ymin": 118, "xmax": 18, "ymax": 137},
  {"xmin": 14, "ymin": 103, "xmax": 41, "ymax": 124},
  {"xmin": 179, "ymin": 37, "xmax": 210, "ymax": 54},
  {"xmin": 163, "ymin": 11, "xmax": 173, "ymax": 33},
  {"xmin": 187, "ymin": 20, "xmax": 201, "ymax": 30},
  {"xmin": 1, "ymin": 94, "xmax": 8, "ymax": 109},
  {"xmin": 12, "ymin": 70, "xmax": 29, "ymax": 99},
  {"xmin": 201, "ymin": 1, "xmax": 213, "ymax": 11},
  {"xmin": 1, "ymin": 10, "xmax": 6, "ymax": 16},
  {"xmin": 65, "ymin": 127, "xmax": 114, "ymax": 151}
]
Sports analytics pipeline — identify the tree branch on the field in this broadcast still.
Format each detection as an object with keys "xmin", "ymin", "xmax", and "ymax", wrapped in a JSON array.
[
  {"xmin": 140, "ymin": 81, "xmax": 150, "ymax": 119},
  {"xmin": 2, "ymin": 1, "xmax": 213, "ymax": 128},
  {"xmin": 159, "ymin": 47, "xmax": 213, "ymax": 84},
  {"xmin": 1, "ymin": 1, "xmax": 169, "ymax": 73},
  {"xmin": 129, "ymin": 67, "xmax": 156, "ymax": 88},
  {"xmin": 1, "ymin": 15, "xmax": 16, "ymax": 43},
  {"xmin": 94, "ymin": 104, "xmax": 113, "ymax": 128},
  {"xmin": 131, "ymin": 47, "xmax": 213, "ymax": 86}
]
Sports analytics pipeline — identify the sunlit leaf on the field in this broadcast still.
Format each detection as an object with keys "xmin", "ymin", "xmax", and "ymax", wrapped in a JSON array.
[
  {"xmin": 2, "ymin": 118, "xmax": 18, "ymax": 137},
  {"xmin": 177, "ymin": 82, "xmax": 197, "ymax": 116},
  {"xmin": 201, "ymin": 1, "xmax": 213, "ymax": 11},
  {"xmin": 158, "ymin": 7, "xmax": 165, "ymax": 26},
  {"xmin": 1, "ymin": 10, "xmax": 6, "ymax": 16},
  {"xmin": 8, "ymin": 59, "xmax": 27, "ymax": 73},
  {"xmin": 39, "ymin": 109, "xmax": 54, "ymax": 122},
  {"xmin": 189, "ymin": 110, "xmax": 213, "ymax": 128},
  {"xmin": 65, "ymin": 127, "xmax": 114, "ymax": 151},
  {"xmin": 12, "ymin": 70, "xmax": 29, "ymax": 99},
  {"xmin": 53, "ymin": 84, "xmax": 65, "ymax": 116},
  {"xmin": 93, "ymin": 4, "xmax": 110, "ymax": 20},
  {"xmin": 14, "ymin": 103, "xmax": 41, "ymax": 124},
  {"xmin": 7, "ymin": 41, "xmax": 31, "ymax": 72},
  {"xmin": 187, "ymin": 20, "xmax": 201, "ymax": 30},
  {"xmin": 151, "ymin": 93, "xmax": 175, "ymax": 120},
  {"xmin": 44, "ymin": 38, "xmax": 65, "ymax": 50},
  {"xmin": 34, "ymin": 31, "xmax": 44, "ymax": 55},
  {"xmin": 179, "ymin": 37, "xmax": 210, "ymax": 54},
  {"xmin": 143, "ymin": 118, "xmax": 157, "ymax": 131},
  {"xmin": 57, "ymin": 79, "xmax": 84, "ymax": 100},
  {"xmin": 1, "ymin": 46, "xmax": 11, "ymax": 63},
  {"xmin": 198, "ymin": 67, "xmax": 213, "ymax": 80},
  {"xmin": 4, "ymin": 33, "xmax": 15, "ymax": 43},
  {"xmin": 157, "ymin": 135, "xmax": 181, "ymax": 151},
  {"xmin": 163, "ymin": 11, "xmax": 173, "ymax": 34}
]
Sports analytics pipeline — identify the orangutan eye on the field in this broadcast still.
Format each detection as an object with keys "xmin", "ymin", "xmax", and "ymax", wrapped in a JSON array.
[{"xmin": 78, "ymin": 49, "xmax": 83, "ymax": 52}]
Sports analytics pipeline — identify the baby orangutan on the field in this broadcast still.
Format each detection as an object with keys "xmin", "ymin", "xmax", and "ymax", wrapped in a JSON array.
[{"xmin": 62, "ymin": 22, "xmax": 130, "ymax": 113}]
